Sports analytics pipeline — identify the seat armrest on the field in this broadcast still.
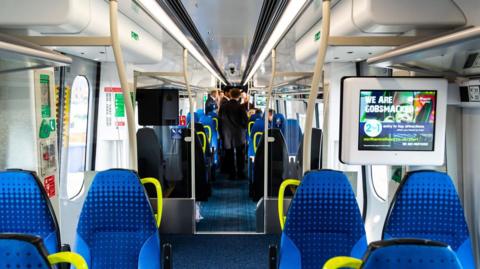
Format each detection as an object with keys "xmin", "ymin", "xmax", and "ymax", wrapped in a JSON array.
[
  {"xmin": 163, "ymin": 243, "xmax": 172, "ymax": 269},
  {"xmin": 269, "ymin": 244, "xmax": 278, "ymax": 269},
  {"xmin": 48, "ymin": 252, "xmax": 88, "ymax": 269}
]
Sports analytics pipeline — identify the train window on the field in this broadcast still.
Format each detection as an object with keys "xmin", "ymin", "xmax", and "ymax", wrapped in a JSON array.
[
  {"xmin": 371, "ymin": 165, "xmax": 389, "ymax": 202},
  {"xmin": 65, "ymin": 76, "xmax": 90, "ymax": 199}
]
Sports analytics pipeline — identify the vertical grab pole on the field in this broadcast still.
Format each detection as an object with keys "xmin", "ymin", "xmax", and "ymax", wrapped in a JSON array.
[
  {"xmin": 109, "ymin": 0, "xmax": 137, "ymax": 170},
  {"xmin": 302, "ymin": 0, "xmax": 331, "ymax": 174},
  {"xmin": 264, "ymin": 49, "xmax": 276, "ymax": 230},
  {"xmin": 183, "ymin": 49, "xmax": 195, "ymax": 200}
]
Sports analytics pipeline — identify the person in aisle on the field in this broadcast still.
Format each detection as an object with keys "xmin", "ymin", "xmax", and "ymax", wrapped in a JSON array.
[
  {"xmin": 220, "ymin": 90, "xmax": 230, "ymax": 108},
  {"xmin": 241, "ymin": 92, "xmax": 254, "ymax": 112},
  {"xmin": 205, "ymin": 89, "xmax": 219, "ymax": 114},
  {"xmin": 219, "ymin": 88, "xmax": 248, "ymax": 180}
]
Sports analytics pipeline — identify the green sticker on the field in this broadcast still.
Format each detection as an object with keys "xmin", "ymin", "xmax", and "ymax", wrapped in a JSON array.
[
  {"xmin": 39, "ymin": 119, "xmax": 51, "ymax": 139},
  {"xmin": 115, "ymin": 93, "xmax": 125, "ymax": 117},
  {"xmin": 40, "ymin": 74, "xmax": 51, "ymax": 118},
  {"xmin": 314, "ymin": 31, "xmax": 321, "ymax": 42},
  {"xmin": 131, "ymin": 31, "xmax": 139, "ymax": 41}
]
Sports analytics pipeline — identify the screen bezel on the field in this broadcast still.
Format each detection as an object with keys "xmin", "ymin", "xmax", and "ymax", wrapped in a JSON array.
[
  {"xmin": 340, "ymin": 77, "xmax": 447, "ymax": 166},
  {"xmin": 357, "ymin": 89, "xmax": 438, "ymax": 152}
]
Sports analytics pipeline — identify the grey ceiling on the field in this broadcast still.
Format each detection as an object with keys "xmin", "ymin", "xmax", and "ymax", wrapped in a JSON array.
[{"xmin": 181, "ymin": 0, "xmax": 263, "ymax": 84}]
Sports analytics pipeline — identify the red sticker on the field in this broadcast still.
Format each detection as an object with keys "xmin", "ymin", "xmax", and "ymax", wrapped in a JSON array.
[
  {"xmin": 104, "ymin": 87, "xmax": 122, "ymax": 93},
  {"xmin": 179, "ymin": 115, "xmax": 186, "ymax": 126},
  {"xmin": 44, "ymin": 175, "xmax": 56, "ymax": 198}
]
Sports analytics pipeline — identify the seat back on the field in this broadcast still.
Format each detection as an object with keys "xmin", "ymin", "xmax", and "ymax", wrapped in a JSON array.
[
  {"xmin": 279, "ymin": 170, "xmax": 366, "ymax": 269},
  {"xmin": 284, "ymin": 119, "xmax": 302, "ymax": 156},
  {"xmin": 248, "ymin": 119, "xmax": 265, "ymax": 157},
  {"xmin": 272, "ymin": 113, "xmax": 286, "ymax": 132},
  {"xmin": 252, "ymin": 129, "xmax": 289, "ymax": 201},
  {"xmin": 186, "ymin": 112, "xmax": 199, "ymax": 125},
  {"xmin": 200, "ymin": 115, "xmax": 219, "ymax": 167},
  {"xmin": 296, "ymin": 128, "xmax": 323, "ymax": 178},
  {"xmin": 0, "ymin": 170, "xmax": 60, "ymax": 254},
  {"xmin": 76, "ymin": 169, "xmax": 160, "ymax": 269},
  {"xmin": 362, "ymin": 239, "xmax": 463, "ymax": 269},
  {"xmin": 137, "ymin": 127, "xmax": 165, "ymax": 196},
  {"xmin": 383, "ymin": 171, "xmax": 474, "ymax": 268},
  {"xmin": 0, "ymin": 234, "xmax": 52, "ymax": 269}
]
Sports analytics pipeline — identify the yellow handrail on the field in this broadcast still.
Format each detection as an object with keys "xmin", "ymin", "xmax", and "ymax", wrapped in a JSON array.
[
  {"xmin": 278, "ymin": 179, "xmax": 301, "ymax": 230},
  {"xmin": 248, "ymin": 121, "xmax": 255, "ymax": 136},
  {"xmin": 253, "ymin": 132, "xmax": 263, "ymax": 153},
  {"xmin": 323, "ymin": 256, "xmax": 363, "ymax": 269},
  {"xmin": 48, "ymin": 252, "xmax": 88, "ymax": 269},
  {"xmin": 212, "ymin": 118, "xmax": 219, "ymax": 131},
  {"xmin": 204, "ymin": 125, "xmax": 212, "ymax": 143},
  {"xmin": 196, "ymin": 131, "xmax": 207, "ymax": 153},
  {"xmin": 141, "ymin": 177, "xmax": 163, "ymax": 227}
]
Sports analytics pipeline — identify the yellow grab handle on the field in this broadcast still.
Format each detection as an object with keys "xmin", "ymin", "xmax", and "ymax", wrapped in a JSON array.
[
  {"xmin": 248, "ymin": 121, "xmax": 255, "ymax": 136},
  {"xmin": 196, "ymin": 131, "xmax": 207, "ymax": 153},
  {"xmin": 204, "ymin": 125, "xmax": 212, "ymax": 143},
  {"xmin": 212, "ymin": 118, "xmax": 219, "ymax": 131},
  {"xmin": 278, "ymin": 179, "xmax": 301, "ymax": 230},
  {"xmin": 253, "ymin": 132, "xmax": 263, "ymax": 153},
  {"xmin": 48, "ymin": 252, "xmax": 88, "ymax": 269},
  {"xmin": 141, "ymin": 177, "xmax": 163, "ymax": 227},
  {"xmin": 323, "ymin": 256, "xmax": 363, "ymax": 269}
]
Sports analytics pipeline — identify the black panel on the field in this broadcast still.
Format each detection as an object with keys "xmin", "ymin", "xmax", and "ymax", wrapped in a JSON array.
[{"xmin": 137, "ymin": 89, "xmax": 179, "ymax": 126}]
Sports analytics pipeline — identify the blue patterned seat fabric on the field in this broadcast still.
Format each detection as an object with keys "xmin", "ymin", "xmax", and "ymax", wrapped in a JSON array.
[
  {"xmin": 0, "ymin": 170, "xmax": 59, "ymax": 254},
  {"xmin": 279, "ymin": 170, "xmax": 367, "ymax": 269},
  {"xmin": 0, "ymin": 234, "xmax": 52, "ymax": 269},
  {"xmin": 383, "ymin": 170, "xmax": 474, "ymax": 269},
  {"xmin": 76, "ymin": 169, "xmax": 161, "ymax": 269},
  {"xmin": 362, "ymin": 239, "xmax": 463, "ymax": 269}
]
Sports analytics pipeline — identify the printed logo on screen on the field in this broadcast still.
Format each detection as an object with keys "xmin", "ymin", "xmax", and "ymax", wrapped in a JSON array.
[{"xmin": 364, "ymin": 119, "xmax": 382, "ymax": 137}]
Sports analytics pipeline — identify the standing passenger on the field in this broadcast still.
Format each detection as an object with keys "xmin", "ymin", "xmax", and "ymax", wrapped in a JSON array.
[
  {"xmin": 205, "ymin": 89, "xmax": 219, "ymax": 115},
  {"xmin": 219, "ymin": 88, "xmax": 248, "ymax": 180}
]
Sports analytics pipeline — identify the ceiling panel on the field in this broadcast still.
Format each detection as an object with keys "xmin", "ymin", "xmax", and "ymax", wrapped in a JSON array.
[{"xmin": 181, "ymin": 0, "xmax": 263, "ymax": 83}]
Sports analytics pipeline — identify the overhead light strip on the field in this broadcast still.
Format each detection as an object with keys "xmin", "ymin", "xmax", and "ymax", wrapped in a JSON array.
[
  {"xmin": 243, "ymin": 0, "xmax": 308, "ymax": 85},
  {"xmin": 136, "ymin": 0, "xmax": 227, "ymax": 85}
]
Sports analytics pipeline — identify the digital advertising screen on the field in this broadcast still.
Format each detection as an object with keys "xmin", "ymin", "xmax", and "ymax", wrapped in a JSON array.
[{"xmin": 358, "ymin": 90, "xmax": 437, "ymax": 151}]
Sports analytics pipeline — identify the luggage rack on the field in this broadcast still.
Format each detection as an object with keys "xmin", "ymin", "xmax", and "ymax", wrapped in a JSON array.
[{"xmin": 0, "ymin": 33, "xmax": 71, "ymax": 74}]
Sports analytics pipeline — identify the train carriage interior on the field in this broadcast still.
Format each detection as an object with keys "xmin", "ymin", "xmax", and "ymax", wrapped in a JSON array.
[{"xmin": 0, "ymin": 0, "xmax": 479, "ymax": 268}]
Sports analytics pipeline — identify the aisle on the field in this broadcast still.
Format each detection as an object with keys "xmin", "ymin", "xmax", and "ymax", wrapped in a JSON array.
[
  {"xmin": 162, "ymin": 234, "xmax": 279, "ymax": 269},
  {"xmin": 196, "ymin": 175, "xmax": 256, "ymax": 232}
]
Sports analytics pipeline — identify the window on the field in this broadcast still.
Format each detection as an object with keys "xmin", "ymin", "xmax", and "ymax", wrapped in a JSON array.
[{"xmin": 66, "ymin": 76, "xmax": 90, "ymax": 199}]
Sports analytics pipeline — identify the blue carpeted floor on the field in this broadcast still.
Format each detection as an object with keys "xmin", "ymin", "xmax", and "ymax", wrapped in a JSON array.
[
  {"xmin": 197, "ymin": 175, "xmax": 256, "ymax": 232},
  {"xmin": 162, "ymin": 234, "xmax": 279, "ymax": 269}
]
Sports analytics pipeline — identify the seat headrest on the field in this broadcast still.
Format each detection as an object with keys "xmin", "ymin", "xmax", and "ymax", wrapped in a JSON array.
[
  {"xmin": 362, "ymin": 239, "xmax": 463, "ymax": 269},
  {"xmin": 384, "ymin": 171, "xmax": 470, "ymax": 251},
  {"xmin": 0, "ymin": 234, "xmax": 50, "ymax": 269},
  {"xmin": 0, "ymin": 171, "xmax": 59, "ymax": 253}
]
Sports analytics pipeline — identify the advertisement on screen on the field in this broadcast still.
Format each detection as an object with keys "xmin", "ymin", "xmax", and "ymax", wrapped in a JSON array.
[{"xmin": 358, "ymin": 90, "xmax": 437, "ymax": 151}]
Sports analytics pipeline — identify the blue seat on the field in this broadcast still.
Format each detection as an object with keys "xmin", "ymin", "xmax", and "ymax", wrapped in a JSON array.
[
  {"xmin": 248, "ymin": 119, "xmax": 265, "ymax": 157},
  {"xmin": 0, "ymin": 234, "xmax": 88, "ymax": 269},
  {"xmin": 278, "ymin": 170, "xmax": 367, "ymax": 269},
  {"xmin": 76, "ymin": 169, "xmax": 165, "ymax": 269},
  {"xmin": 272, "ymin": 113, "xmax": 286, "ymax": 132},
  {"xmin": 186, "ymin": 112, "xmax": 200, "ymax": 125},
  {"xmin": 383, "ymin": 170, "xmax": 474, "ymax": 269},
  {"xmin": 200, "ymin": 115, "xmax": 219, "ymax": 167},
  {"xmin": 284, "ymin": 119, "xmax": 303, "ymax": 156},
  {"xmin": 0, "ymin": 170, "xmax": 60, "ymax": 254},
  {"xmin": 324, "ymin": 239, "xmax": 463, "ymax": 269}
]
